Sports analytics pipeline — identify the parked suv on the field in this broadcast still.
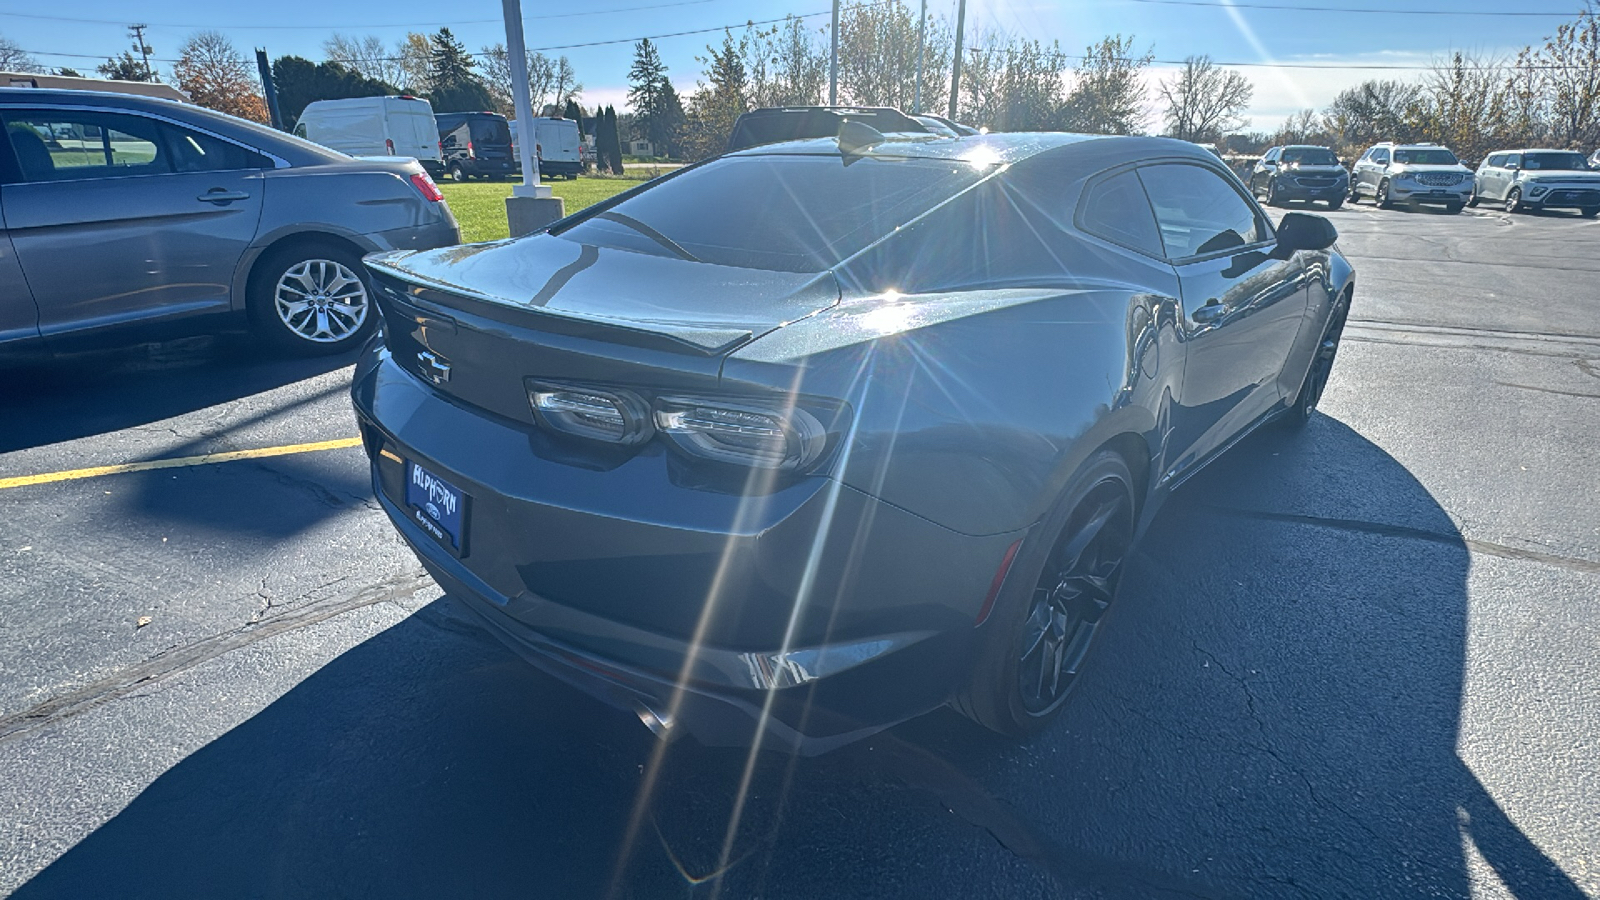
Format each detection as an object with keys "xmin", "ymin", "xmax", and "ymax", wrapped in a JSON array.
[
  {"xmin": 435, "ymin": 111, "xmax": 514, "ymax": 181},
  {"xmin": 1471, "ymin": 149, "xmax": 1600, "ymax": 217},
  {"xmin": 1249, "ymin": 145, "xmax": 1348, "ymax": 208},
  {"xmin": 1350, "ymin": 142, "xmax": 1473, "ymax": 212}
]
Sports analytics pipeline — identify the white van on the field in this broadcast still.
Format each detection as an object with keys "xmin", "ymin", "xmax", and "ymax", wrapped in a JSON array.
[
  {"xmin": 510, "ymin": 117, "xmax": 583, "ymax": 179},
  {"xmin": 294, "ymin": 96, "xmax": 444, "ymax": 176}
]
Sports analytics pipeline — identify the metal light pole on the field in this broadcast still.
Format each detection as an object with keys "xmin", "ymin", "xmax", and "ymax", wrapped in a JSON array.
[
  {"xmin": 948, "ymin": 0, "xmax": 967, "ymax": 120},
  {"xmin": 501, "ymin": 0, "xmax": 564, "ymax": 234},
  {"xmin": 914, "ymin": 0, "xmax": 926, "ymax": 113},
  {"xmin": 829, "ymin": 0, "xmax": 839, "ymax": 105}
]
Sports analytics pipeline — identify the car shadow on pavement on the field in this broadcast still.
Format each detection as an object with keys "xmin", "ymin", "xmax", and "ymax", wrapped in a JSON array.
[
  {"xmin": 10, "ymin": 416, "xmax": 1590, "ymax": 899},
  {"xmin": 0, "ymin": 336, "xmax": 355, "ymax": 454}
]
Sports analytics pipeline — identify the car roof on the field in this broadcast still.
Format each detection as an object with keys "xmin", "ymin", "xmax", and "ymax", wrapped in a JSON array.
[{"xmin": 728, "ymin": 131, "xmax": 1218, "ymax": 169}]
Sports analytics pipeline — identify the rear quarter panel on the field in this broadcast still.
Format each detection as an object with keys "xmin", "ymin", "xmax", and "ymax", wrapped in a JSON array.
[{"xmin": 723, "ymin": 285, "xmax": 1181, "ymax": 537}]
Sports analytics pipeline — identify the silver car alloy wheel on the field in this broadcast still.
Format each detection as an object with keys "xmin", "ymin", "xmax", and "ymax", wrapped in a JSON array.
[{"xmin": 274, "ymin": 259, "xmax": 369, "ymax": 343}]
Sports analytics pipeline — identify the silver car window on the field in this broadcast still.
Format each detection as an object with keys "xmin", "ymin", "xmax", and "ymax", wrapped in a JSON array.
[{"xmin": 3, "ymin": 108, "xmax": 170, "ymax": 182}]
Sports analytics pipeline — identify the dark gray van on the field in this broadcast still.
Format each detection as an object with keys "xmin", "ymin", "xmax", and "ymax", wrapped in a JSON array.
[{"xmin": 435, "ymin": 111, "xmax": 514, "ymax": 181}]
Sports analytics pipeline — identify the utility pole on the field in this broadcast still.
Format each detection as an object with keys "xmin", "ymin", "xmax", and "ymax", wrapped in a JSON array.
[
  {"xmin": 129, "ymin": 24, "xmax": 153, "ymax": 81},
  {"xmin": 829, "ymin": 0, "xmax": 839, "ymax": 105},
  {"xmin": 947, "ymin": 0, "xmax": 966, "ymax": 120},
  {"xmin": 255, "ymin": 49, "xmax": 285, "ymax": 131},
  {"xmin": 500, "ymin": 0, "xmax": 564, "ymax": 235},
  {"xmin": 914, "ymin": 0, "xmax": 926, "ymax": 113}
]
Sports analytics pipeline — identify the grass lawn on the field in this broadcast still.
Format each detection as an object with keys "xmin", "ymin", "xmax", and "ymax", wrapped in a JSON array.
[{"xmin": 439, "ymin": 175, "xmax": 655, "ymax": 243}]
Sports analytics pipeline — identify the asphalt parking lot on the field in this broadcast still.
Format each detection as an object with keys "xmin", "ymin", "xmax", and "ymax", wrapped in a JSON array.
[{"xmin": 1, "ymin": 201, "xmax": 1597, "ymax": 899}]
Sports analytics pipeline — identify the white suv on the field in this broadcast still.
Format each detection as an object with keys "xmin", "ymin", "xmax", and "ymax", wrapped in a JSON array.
[{"xmin": 1350, "ymin": 142, "xmax": 1474, "ymax": 213}]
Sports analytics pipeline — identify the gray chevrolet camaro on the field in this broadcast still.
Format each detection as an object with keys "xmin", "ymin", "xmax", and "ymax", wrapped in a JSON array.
[
  {"xmin": 352, "ymin": 132, "xmax": 1354, "ymax": 754},
  {"xmin": 0, "ymin": 88, "xmax": 460, "ymax": 361}
]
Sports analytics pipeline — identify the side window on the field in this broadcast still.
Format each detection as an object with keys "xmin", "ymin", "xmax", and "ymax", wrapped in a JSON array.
[
  {"xmin": 293, "ymin": 122, "xmax": 308, "ymax": 139},
  {"xmin": 1507, "ymin": 153, "xmax": 1522, "ymax": 169},
  {"xmin": 162, "ymin": 124, "xmax": 270, "ymax": 173},
  {"xmin": 2, "ymin": 108, "xmax": 169, "ymax": 182},
  {"xmin": 1077, "ymin": 169, "xmax": 1162, "ymax": 258},
  {"xmin": 1264, "ymin": 148, "xmax": 1280, "ymax": 163},
  {"xmin": 1372, "ymin": 149, "xmax": 1390, "ymax": 165},
  {"xmin": 1485, "ymin": 154, "xmax": 1502, "ymax": 168},
  {"xmin": 1136, "ymin": 163, "xmax": 1270, "ymax": 260}
]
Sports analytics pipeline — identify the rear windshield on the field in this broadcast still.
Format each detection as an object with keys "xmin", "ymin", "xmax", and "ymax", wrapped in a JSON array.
[
  {"xmin": 1282, "ymin": 147, "xmax": 1339, "ymax": 166},
  {"xmin": 553, "ymin": 154, "xmax": 986, "ymax": 273},
  {"xmin": 1393, "ymin": 148, "xmax": 1459, "ymax": 166},
  {"xmin": 470, "ymin": 118, "xmax": 510, "ymax": 145},
  {"xmin": 1522, "ymin": 152, "xmax": 1590, "ymax": 171}
]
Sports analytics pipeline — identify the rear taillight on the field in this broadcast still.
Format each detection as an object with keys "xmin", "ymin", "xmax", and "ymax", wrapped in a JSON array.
[
  {"xmin": 409, "ymin": 172, "xmax": 444, "ymax": 202},
  {"xmin": 467, "ymin": 140, "xmax": 476, "ymax": 159},
  {"xmin": 385, "ymin": 138, "xmax": 395, "ymax": 154}
]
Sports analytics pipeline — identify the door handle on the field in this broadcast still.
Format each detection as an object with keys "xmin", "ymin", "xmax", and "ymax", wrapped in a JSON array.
[
  {"xmin": 1192, "ymin": 300, "xmax": 1226, "ymax": 325},
  {"xmin": 197, "ymin": 189, "xmax": 251, "ymax": 204}
]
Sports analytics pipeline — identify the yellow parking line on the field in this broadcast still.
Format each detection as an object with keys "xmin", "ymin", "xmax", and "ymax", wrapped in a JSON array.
[{"xmin": 0, "ymin": 437, "xmax": 364, "ymax": 490}]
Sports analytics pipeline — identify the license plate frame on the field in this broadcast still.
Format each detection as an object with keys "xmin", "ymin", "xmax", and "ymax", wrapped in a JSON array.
[{"xmin": 404, "ymin": 460, "xmax": 469, "ymax": 556}]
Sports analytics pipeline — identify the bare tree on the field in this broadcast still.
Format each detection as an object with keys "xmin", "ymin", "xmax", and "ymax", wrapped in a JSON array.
[
  {"xmin": 1323, "ymin": 79, "xmax": 1422, "ymax": 156},
  {"xmin": 398, "ymin": 32, "xmax": 433, "ymax": 95},
  {"xmin": 0, "ymin": 34, "xmax": 45, "ymax": 73},
  {"xmin": 480, "ymin": 43, "xmax": 555, "ymax": 116},
  {"xmin": 174, "ymin": 31, "xmax": 268, "ymax": 122},
  {"xmin": 1271, "ymin": 108, "xmax": 1333, "ymax": 146},
  {"xmin": 1410, "ymin": 51, "xmax": 1512, "ymax": 163},
  {"xmin": 323, "ymin": 34, "xmax": 404, "ymax": 89},
  {"xmin": 1160, "ymin": 55, "xmax": 1253, "ymax": 141},
  {"xmin": 1060, "ymin": 34, "xmax": 1153, "ymax": 135},
  {"xmin": 1530, "ymin": 0, "xmax": 1600, "ymax": 149}
]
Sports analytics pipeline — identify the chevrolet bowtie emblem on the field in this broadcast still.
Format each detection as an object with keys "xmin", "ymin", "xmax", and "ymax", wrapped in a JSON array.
[{"xmin": 416, "ymin": 350, "xmax": 451, "ymax": 385}]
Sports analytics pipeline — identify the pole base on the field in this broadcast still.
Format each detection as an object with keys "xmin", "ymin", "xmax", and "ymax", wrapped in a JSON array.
[{"xmin": 506, "ymin": 195, "xmax": 566, "ymax": 237}]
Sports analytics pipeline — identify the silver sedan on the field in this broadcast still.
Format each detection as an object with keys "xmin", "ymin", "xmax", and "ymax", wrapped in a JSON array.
[{"xmin": 0, "ymin": 87, "xmax": 461, "ymax": 359}]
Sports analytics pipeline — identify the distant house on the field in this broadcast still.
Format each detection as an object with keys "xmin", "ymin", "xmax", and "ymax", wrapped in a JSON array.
[
  {"xmin": 625, "ymin": 139, "xmax": 654, "ymax": 157},
  {"xmin": 1, "ymin": 71, "xmax": 189, "ymax": 103}
]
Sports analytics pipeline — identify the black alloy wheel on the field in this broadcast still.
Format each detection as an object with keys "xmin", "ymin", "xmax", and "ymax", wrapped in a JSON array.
[
  {"xmin": 1281, "ymin": 291, "xmax": 1351, "ymax": 429},
  {"xmin": 954, "ymin": 451, "xmax": 1136, "ymax": 737}
]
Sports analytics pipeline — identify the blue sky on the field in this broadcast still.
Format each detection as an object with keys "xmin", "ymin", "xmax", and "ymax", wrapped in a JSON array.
[{"xmin": 0, "ymin": 0, "xmax": 1585, "ymax": 130}]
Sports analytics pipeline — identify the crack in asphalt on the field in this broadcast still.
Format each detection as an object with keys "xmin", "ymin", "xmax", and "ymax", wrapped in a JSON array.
[
  {"xmin": 0, "ymin": 569, "xmax": 434, "ymax": 743},
  {"xmin": 1492, "ymin": 381, "xmax": 1600, "ymax": 400},
  {"xmin": 1200, "ymin": 507, "xmax": 1600, "ymax": 577}
]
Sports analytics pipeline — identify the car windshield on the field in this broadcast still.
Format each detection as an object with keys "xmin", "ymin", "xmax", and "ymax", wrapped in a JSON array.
[
  {"xmin": 1393, "ymin": 148, "xmax": 1459, "ymax": 165},
  {"xmin": 554, "ymin": 154, "xmax": 986, "ymax": 273},
  {"xmin": 1282, "ymin": 148, "xmax": 1339, "ymax": 165},
  {"xmin": 1522, "ymin": 152, "xmax": 1590, "ymax": 171}
]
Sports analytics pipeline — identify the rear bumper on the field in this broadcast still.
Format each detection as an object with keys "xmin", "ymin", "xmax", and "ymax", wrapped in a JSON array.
[{"xmin": 351, "ymin": 351, "xmax": 1023, "ymax": 752}]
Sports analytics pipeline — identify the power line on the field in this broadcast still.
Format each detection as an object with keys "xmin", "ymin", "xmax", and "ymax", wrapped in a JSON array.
[
  {"xmin": 14, "ymin": 2, "xmax": 898, "ymax": 65},
  {"xmin": 1118, "ymin": 0, "xmax": 1580, "ymax": 15},
  {"xmin": 0, "ymin": 0, "xmax": 730, "ymax": 31}
]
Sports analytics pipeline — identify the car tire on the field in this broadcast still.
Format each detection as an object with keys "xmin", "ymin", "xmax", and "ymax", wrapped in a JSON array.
[
  {"xmin": 1266, "ymin": 178, "xmax": 1283, "ymax": 206},
  {"xmin": 1582, "ymin": 206, "xmax": 1600, "ymax": 218},
  {"xmin": 1505, "ymin": 188, "xmax": 1523, "ymax": 213},
  {"xmin": 1279, "ymin": 289, "xmax": 1351, "ymax": 430},
  {"xmin": 1376, "ymin": 179, "xmax": 1393, "ymax": 209},
  {"xmin": 1467, "ymin": 189, "xmax": 1480, "ymax": 208},
  {"xmin": 952, "ymin": 450, "xmax": 1138, "ymax": 738},
  {"xmin": 449, "ymin": 164, "xmax": 466, "ymax": 183},
  {"xmin": 1326, "ymin": 197, "xmax": 1343, "ymax": 211},
  {"xmin": 247, "ymin": 242, "xmax": 377, "ymax": 356},
  {"xmin": 1446, "ymin": 202, "xmax": 1463, "ymax": 214},
  {"xmin": 1348, "ymin": 183, "xmax": 1361, "ymax": 204}
]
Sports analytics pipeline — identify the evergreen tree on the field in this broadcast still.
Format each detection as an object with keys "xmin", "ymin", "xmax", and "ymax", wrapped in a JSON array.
[
  {"xmin": 564, "ymin": 98, "xmax": 584, "ymax": 137},
  {"xmin": 604, "ymin": 106, "xmax": 625, "ymax": 174},
  {"xmin": 427, "ymin": 28, "xmax": 495, "ymax": 113}
]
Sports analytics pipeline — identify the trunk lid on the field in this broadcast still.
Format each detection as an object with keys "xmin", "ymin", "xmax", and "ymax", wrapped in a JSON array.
[{"xmin": 365, "ymin": 235, "xmax": 840, "ymax": 424}]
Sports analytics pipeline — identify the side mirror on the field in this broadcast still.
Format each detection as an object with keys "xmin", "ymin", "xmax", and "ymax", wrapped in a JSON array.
[
  {"xmin": 1262, "ymin": 160, "xmax": 1276, "ymax": 167},
  {"xmin": 1274, "ymin": 212, "xmax": 1338, "ymax": 257}
]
